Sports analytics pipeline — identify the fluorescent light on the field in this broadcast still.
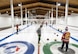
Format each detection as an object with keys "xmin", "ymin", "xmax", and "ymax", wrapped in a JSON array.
[
  {"xmin": 57, "ymin": 3, "xmax": 61, "ymax": 6},
  {"xmin": 32, "ymin": 9, "xmax": 36, "ymax": 13},
  {"xmin": 28, "ymin": 11, "xmax": 29, "ymax": 13},
  {"xmin": 71, "ymin": 11, "xmax": 74, "ymax": 12},
  {"xmin": 16, "ymin": 14, "xmax": 18, "ymax": 16},
  {"xmin": 18, "ymin": 3, "xmax": 21, "ymax": 6},
  {"xmin": 6, "ymin": 11, "xmax": 8, "ymax": 13}
]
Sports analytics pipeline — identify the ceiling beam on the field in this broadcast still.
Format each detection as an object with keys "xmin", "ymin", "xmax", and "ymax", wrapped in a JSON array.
[
  {"xmin": 47, "ymin": 0, "xmax": 78, "ymax": 6},
  {"xmin": 0, "ymin": 2, "xmax": 78, "ymax": 16}
]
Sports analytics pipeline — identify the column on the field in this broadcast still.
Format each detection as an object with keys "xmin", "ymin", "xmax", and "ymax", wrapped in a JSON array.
[
  {"xmin": 51, "ymin": 8, "xmax": 53, "ymax": 25},
  {"xmin": 56, "ymin": 2, "xmax": 58, "ymax": 25},
  {"xmin": 48, "ymin": 10, "xmax": 50, "ymax": 25},
  {"xmin": 20, "ymin": 3, "xmax": 23, "ymax": 26},
  {"xmin": 25, "ymin": 8, "xmax": 27, "ymax": 25},
  {"xmin": 49, "ymin": 11, "xmax": 50, "ymax": 19},
  {"xmin": 10, "ymin": 0, "xmax": 14, "ymax": 32},
  {"xmin": 65, "ymin": 0, "xmax": 69, "ymax": 26}
]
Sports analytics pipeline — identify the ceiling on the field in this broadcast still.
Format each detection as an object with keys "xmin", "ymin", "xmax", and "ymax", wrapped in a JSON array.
[{"xmin": 0, "ymin": 0, "xmax": 78, "ymax": 17}]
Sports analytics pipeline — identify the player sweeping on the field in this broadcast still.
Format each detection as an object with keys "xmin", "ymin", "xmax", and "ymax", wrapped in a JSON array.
[
  {"xmin": 61, "ymin": 27, "xmax": 70, "ymax": 52},
  {"xmin": 37, "ymin": 25, "xmax": 42, "ymax": 44}
]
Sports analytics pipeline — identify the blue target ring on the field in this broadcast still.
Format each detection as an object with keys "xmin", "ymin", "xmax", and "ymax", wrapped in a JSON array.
[
  {"xmin": 4, "ymin": 46, "xmax": 16, "ymax": 54},
  {"xmin": 0, "ymin": 41, "xmax": 35, "ymax": 54}
]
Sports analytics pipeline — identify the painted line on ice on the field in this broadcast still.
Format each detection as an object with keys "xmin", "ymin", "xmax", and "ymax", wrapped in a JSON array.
[
  {"xmin": 49, "ymin": 25, "xmax": 78, "ymax": 42},
  {"xmin": 0, "ymin": 41, "xmax": 35, "ymax": 54},
  {"xmin": 0, "ymin": 25, "xmax": 30, "ymax": 42}
]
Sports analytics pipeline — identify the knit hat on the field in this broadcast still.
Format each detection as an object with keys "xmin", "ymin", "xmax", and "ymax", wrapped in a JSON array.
[{"xmin": 65, "ymin": 27, "xmax": 68, "ymax": 31}]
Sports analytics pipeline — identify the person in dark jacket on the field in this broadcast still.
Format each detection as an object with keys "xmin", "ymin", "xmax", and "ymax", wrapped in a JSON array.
[
  {"xmin": 37, "ymin": 25, "xmax": 43, "ymax": 44},
  {"xmin": 16, "ymin": 24, "xmax": 19, "ymax": 34}
]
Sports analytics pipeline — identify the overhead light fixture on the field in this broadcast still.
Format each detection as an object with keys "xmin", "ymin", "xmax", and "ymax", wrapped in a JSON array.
[
  {"xmin": 28, "ymin": 11, "xmax": 29, "ymax": 13},
  {"xmin": 6, "ymin": 11, "xmax": 8, "ymax": 13},
  {"xmin": 32, "ymin": 9, "xmax": 36, "ymax": 13},
  {"xmin": 71, "ymin": 11, "xmax": 74, "ymax": 12},
  {"xmin": 57, "ymin": 3, "xmax": 61, "ymax": 6},
  {"xmin": 18, "ymin": 3, "xmax": 21, "ymax": 6},
  {"xmin": 16, "ymin": 14, "xmax": 18, "ymax": 16}
]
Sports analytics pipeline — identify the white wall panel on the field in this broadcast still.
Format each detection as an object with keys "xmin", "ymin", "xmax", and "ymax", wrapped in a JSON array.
[{"xmin": 0, "ymin": 14, "xmax": 21, "ymax": 28}]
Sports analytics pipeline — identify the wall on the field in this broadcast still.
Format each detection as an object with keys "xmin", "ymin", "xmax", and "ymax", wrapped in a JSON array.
[
  {"xmin": 68, "ymin": 14, "xmax": 78, "ymax": 27},
  {"xmin": 57, "ymin": 16, "xmax": 65, "ymax": 25},
  {"xmin": 14, "ymin": 16, "xmax": 21, "ymax": 25},
  {"xmin": 0, "ymin": 14, "xmax": 21, "ymax": 28},
  {"xmin": 58, "ymin": 13, "xmax": 78, "ymax": 27}
]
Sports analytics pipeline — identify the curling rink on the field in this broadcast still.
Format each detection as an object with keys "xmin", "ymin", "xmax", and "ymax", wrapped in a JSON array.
[{"xmin": 0, "ymin": 24, "xmax": 78, "ymax": 54}]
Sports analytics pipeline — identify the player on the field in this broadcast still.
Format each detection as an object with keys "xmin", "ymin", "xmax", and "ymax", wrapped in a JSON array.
[
  {"xmin": 61, "ymin": 27, "xmax": 70, "ymax": 52},
  {"xmin": 16, "ymin": 24, "xmax": 19, "ymax": 34},
  {"xmin": 37, "ymin": 25, "xmax": 42, "ymax": 44},
  {"xmin": 46, "ymin": 22, "xmax": 47, "ymax": 26}
]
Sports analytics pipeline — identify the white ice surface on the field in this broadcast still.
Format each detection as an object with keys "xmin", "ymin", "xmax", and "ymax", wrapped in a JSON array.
[
  {"xmin": 0, "ymin": 24, "xmax": 39, "ymax": 54},
  {"xmin": 0, "ymin": 24, "xmax": 78, "ymax": 54}
]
